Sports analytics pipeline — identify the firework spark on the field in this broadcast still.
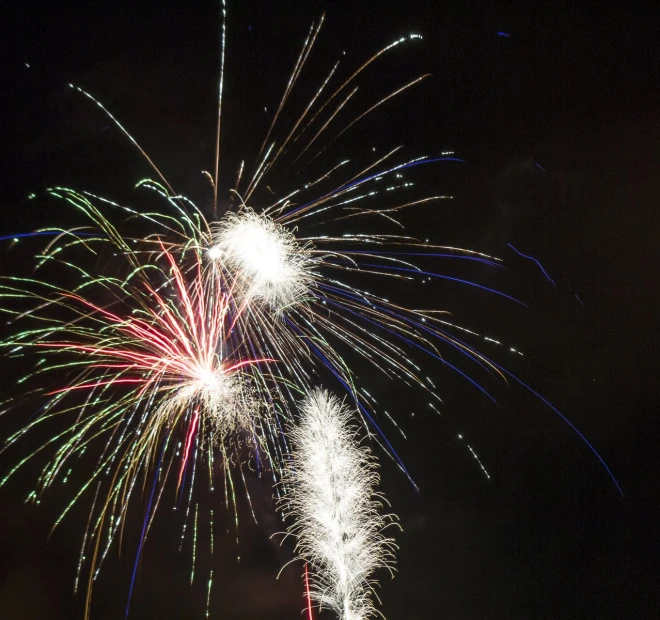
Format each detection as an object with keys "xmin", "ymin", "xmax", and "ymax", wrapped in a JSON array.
[{"xmin": 282, "ymin": 389, "xmax": 398, "ymax": 620}]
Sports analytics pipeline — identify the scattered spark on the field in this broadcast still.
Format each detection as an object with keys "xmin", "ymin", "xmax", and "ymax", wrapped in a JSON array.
[{"xmin": 458, "ymin": 434, "xmax": 490, "ymax": 479}]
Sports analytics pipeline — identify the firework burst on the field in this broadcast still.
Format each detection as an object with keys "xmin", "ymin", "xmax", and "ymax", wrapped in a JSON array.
[
  {"xmin": 205, "ymin": 207, "xmax": 317, "ymax": 311},
  {"xmin": 282, "ymin": 389, "xmax": 397, "ymax": 620},
  {"xmin": 0, "ymin": 234, "xmax": 276, "ymax": 614}
]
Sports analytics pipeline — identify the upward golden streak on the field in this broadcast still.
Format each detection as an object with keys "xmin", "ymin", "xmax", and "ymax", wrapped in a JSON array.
[{"xmin": 250, "ymin": 15, "xmax": 326, "ymax": 178}]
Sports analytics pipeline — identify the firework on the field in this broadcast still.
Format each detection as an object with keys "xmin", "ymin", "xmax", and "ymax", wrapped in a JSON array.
[
  {"xmin": 0, "ymin": 234, "xmax": 276, "ymax": 613},
  {"xmin": 282, "ymin": 389, "xmax": 397, "ymax": 620},
  {"xmin": 283, "ymin": 390, "xmax": 395, "ymax": 620}
]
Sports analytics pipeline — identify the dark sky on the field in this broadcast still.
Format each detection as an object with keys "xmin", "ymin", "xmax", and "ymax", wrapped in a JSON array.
[{"xmin": 2, "ymin": 1, "xmax": 659, "ymax": 619}]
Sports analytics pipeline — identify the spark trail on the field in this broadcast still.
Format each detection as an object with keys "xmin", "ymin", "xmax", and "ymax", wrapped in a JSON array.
[{"xmin": 282, "ymin": 389, "xmax": 398, "ymax": 620}]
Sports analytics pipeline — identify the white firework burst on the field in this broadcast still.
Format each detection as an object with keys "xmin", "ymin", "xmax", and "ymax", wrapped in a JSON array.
[
  {"xmin": 206, "ymin": 208, "xmax": 317, "ymax": 311},
  {"xmin": 282, "ymin": 389, "xmax": 398, "ymax": 620}
]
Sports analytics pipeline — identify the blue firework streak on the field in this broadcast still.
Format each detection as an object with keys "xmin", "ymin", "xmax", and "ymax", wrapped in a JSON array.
[{"xmin": 508, "ymin": 242, "xmax": 557, "ymax": 288}]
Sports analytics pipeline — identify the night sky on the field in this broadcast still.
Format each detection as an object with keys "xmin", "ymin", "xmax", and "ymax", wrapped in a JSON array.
[{"xmin": 2, "ymin": 1, "xmax": 659, "ymax": 618}]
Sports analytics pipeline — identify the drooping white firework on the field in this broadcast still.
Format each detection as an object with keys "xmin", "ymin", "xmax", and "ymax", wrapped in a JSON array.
[
  {"xmin": 206, "ymin": 208, "xmax": 316, "ymax": 311},
  {"xmin": 283, "ymin": 389, "xmax": 398, "ymax": 620}
]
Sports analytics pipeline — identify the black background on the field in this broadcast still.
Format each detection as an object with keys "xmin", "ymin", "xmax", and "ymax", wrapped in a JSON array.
[{"xmin": 2, "ymin": 1, "xmax": 659, "ymax": 618}]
